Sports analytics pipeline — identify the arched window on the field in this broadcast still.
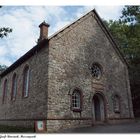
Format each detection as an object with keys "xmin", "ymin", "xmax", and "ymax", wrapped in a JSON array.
[
  {"xmin": 3, "ymin": 79, "xmax": 8, "ymax": 104},
  {"xmin": 11, "ymin": 73, "xmax": 17, "ymax": 100},
  {"xmin": 113, "ymin": 95, "xmax": 120, "ymax": 113},
  {"xmin": 91, "ymin": 63, "xmax": 102, "ymax": 79},
  {"xmin": 71, "ymin": 89, "xmax": 82, "ymax": 111},
  {"xmin": 23, "ymin": 65, "xmax": 30, "ymax": 97}
]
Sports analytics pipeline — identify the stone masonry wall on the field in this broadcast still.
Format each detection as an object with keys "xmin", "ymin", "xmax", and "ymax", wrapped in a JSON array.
[
  {"xmin": 0, "ymin": 10, "xmax": 133, "ymax": 132},
  {"xmin": 47, "ymin": 11, "xmax": 133, "ymax": 132},
  {"xmin": 47, "ymin": 119, "xmax": 92, "ymax": 132},
  {"xmin": 0, "ymin": 44, "xmax": 49, "ymax": 127}
]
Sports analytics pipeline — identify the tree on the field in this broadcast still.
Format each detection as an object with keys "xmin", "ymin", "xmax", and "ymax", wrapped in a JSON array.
[
  {"xmin": 0, "ymin": 6, "xmax": 10, "ymax": 74},
  {"xmin": 0, "ymin": 65, "xmax": 7, "ymax": 74},
  {"xmin": 104, "ymin": 20, "xmax": 130, "ymax": 58},
  {"xmin": 105, "ymin": 6, "xmax": 140, "ymax": 117},
  {"xmin": 0, "ymin": 6, "xmax": 12, "ymax": 38},
  {"xmin": 121, "ymin": 6, "xmax": 140, "ymax": 24},
  {"xmin": 0, "ymin": 27, "xmax": 12, "ymax": 38},
  {"xmin": 104, "ymin": 6, "xmax": 140, "ymax": 63}
]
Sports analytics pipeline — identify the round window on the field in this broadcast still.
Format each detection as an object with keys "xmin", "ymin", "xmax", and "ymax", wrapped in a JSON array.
[{"xmin": 91, "ymin": 64, "xmax": 102, "ymax": 79}]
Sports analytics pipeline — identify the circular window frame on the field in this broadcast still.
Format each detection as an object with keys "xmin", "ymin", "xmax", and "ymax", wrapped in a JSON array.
[{"xmin": 91, "ymin": 63, "xmax": 103, "ymax": 80}]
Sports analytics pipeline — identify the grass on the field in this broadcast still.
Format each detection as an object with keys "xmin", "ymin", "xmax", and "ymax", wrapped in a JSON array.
[{"xmin": 0, "ymin": 125, "xmax": 34, "ymax": 133}]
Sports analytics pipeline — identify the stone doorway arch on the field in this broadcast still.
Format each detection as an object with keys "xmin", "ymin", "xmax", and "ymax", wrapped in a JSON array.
[{"xmin": 92, "ymin": 93, "xmax": 106, "ymax": 123}]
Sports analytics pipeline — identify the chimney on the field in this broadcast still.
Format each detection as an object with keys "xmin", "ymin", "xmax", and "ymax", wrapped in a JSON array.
[{"xmin": 38, "ymin": 21, "xmax": 50, "ymax": 42}]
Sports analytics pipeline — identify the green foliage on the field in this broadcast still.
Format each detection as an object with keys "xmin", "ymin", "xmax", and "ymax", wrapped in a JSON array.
[
  {"xmin": 121, "ymin": 6, "xmax": 140, "ymax": 24},
  {"xmin": 0, "ymin": 6, "xmax": 12, "ymax": 38},
  {"xmin": 0, "ymin": 65, "xmax": 7, "ymax": 73},
  {"xmin": 0, "ymin": 6, "xmax": 10, "ymax": 72},
  {"xmin": 105, "ymin": 6, "xmax": 140, "ymax": 61},
  {"xmin": 0, "ymin": 27, "xmax": 12, "ymax": 38},
  {"xmin": 105, "ymin": 6, "xmax": 140, "ymax": 117}
]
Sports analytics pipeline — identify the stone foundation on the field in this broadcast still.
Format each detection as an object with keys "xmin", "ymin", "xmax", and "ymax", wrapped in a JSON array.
[
  {"xmin": 46, "ymin": 118, "xmax": 135, "ymax": 133},
  {"xmin": 0, "ymin": 117, "xmax": 135, "ymax": 133},
  {"xmin": 107, "ymin": 118, "xmax": 135, "ymax": 124},
  {"xmin": 46, "ymin": 119, "xmax": 92, "ymax": 132}
]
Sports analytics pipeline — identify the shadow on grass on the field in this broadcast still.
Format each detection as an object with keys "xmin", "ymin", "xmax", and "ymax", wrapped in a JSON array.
[{"xmin": 0, "ymin": 125, "xmax": 34, "ymax": 133}]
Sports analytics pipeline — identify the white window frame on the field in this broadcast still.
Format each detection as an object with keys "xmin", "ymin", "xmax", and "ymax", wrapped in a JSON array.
[
  {"xmin": 23, "ymin": 66, "xmax": 30, "ymax": 97},
  {"xmin": 12, "ymin": 74, "xmax": 17, "ymax": 100},
  {"xmin": 72, "ymin": 90, "xmax": 81, "ymax": 109}
]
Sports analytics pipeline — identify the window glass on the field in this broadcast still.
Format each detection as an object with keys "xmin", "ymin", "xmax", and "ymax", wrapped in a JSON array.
[
  {"xmin": 72, "ymin": 89, "xmax": 81, "ymax": 110},
  {"xmin": 91, "ymin": 64, "xmax": 102, "ymax": 79},
  {"xmin": 3, "ymin": 79, "xmax": 8, "ymax": 103},
  {"xmin": 113, "ymin": 95, "xmax": 120, "ymax": 113},
  {"xmin": 11, "ymin": 74, "xmax": 17, "ymax": 100},
  {"xmin": 23, "ymin": 66, "xmax": 30, "ymax": 97}
]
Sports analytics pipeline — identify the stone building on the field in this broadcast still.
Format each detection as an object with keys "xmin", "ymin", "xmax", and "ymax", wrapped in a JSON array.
[{"xmin": 0, "ymin": 9, "xmax": 134, "ymax": 132}]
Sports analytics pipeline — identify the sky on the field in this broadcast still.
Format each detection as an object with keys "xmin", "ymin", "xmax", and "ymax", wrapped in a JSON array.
[{"xmin": 0, "ymin": 6, "xmax": 124, "ymax": 66}]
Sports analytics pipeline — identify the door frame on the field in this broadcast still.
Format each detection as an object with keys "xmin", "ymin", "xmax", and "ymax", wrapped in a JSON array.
[{"xmin": 92, "ymin": 92, "xmax": 107, "ymax": 123}]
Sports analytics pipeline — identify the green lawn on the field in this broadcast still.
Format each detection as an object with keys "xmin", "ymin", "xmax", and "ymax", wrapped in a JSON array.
[{"xmin": 0, "ymin": 125, "xmax": 34, "ymax": 133}]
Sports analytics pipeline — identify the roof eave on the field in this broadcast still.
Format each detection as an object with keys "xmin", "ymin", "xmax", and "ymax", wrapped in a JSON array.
[
  {"xmin": 93, "ymin": 9, "xmax": 129, "ymax": 67},
  {"xmin": 0, "ymin": 39, "xmax": 49, "ymax": 78}
]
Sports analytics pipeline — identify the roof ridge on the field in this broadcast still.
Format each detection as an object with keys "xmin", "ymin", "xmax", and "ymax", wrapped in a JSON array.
[
  {"xmin": 48, "ymin": 8, "xmax": 95, "ymax": 40},
  {"xmin": 0, "ymin": 8, "xmax": 128, "ymax": 77},
  {"xmin": 93, "ymin": 9, "xmax": 128, "ymax": 67},
  {"xmin": 0, "ymin": 9, "xmax": 95, "ymax": 77}
]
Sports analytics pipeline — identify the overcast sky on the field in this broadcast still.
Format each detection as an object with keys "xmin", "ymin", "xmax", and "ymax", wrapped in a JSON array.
[{"xmin": 0, "ymin": 6, "xmax": 123, "ymax": 66}]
